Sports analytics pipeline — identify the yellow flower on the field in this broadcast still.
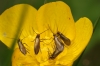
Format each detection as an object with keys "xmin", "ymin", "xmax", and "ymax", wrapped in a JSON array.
[{"xmin": 0, "ymin": 1, "xmax": 93, "ymax": 66}]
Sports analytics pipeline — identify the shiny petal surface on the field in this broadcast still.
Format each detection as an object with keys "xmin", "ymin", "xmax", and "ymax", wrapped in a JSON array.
[
  {"xmin": 72, "ymin": 17, "xmax": 93, "ymax": 60},
  {"xmin": 58, "ymin": 17, "xmax": 93, "ymax": 65},
  {"xmin": 35, "ymin": 1, "xmax": 76, "ymax": 65},
  {"xmin": 37, "ymin": 1, "xmax": 75, "ymax": 41},
  {"xmin": 0, "ymin": 4, "xmax": 37, "ymax": 48}
]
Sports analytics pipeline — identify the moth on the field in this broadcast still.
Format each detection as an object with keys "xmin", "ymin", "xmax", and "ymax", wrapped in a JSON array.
[
  {"xmin": 18, "ymin": 39, "xmax": 27, "ymax": 55},
  {"xmin": 57, "ymin": 32, "xmax": 71, "ymax": 46},
  {"xmin": 32, "ymin": 28, "xmax": 48, "ymax": 55},
  {"xmin": 50, "ymin": 34, "xmax": 64, "ymax": 59},
  {"xmin": 48, "ymin": 25, "xmax": 64, "ymax": 59}
]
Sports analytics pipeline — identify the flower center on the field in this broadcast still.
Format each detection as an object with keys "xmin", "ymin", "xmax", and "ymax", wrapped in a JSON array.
[{"xmin": 21, "ymin": 29, "xmax": 68, "ymax": 65}]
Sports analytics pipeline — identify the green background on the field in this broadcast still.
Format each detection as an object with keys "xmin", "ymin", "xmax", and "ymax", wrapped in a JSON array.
[{"xmin": 0, "ymin": 0, "xmax": 100, "ymax": 66}]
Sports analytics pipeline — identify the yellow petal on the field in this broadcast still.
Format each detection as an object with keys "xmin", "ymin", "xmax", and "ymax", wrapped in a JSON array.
[
  {"xmin": 58, "ymin": 17, "xmax": 93, "ymax": 65},
  {"xmin": 30, "ymin": 1, "xmax": 76, "ymax": 65},
  {"xmin": 72, "ymin": 17, "xmax": 93, "ymax": 60},
  {"xmin": 0, "ymin": 4, "xmax": 37, "ymax": 48},
  {"xmin": 33, "ymin": 1, "xmax": 76, "ymax": 65},
  {"xmin": 36, "ymin": 1, "xmax": 75, "ymax": 41}
]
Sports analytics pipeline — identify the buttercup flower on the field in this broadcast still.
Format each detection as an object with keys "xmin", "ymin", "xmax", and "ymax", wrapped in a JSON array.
[{"xmin": 0, "ymin": 1, "xmax": 93, "ymax": 66}]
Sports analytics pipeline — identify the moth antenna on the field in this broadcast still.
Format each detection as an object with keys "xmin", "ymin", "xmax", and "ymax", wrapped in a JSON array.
[
  {"xmin": 48, "ymin": 24, "xmax": 55, "ymax": 35},
  {"xmin": 40, "ymin": 29, "xmax": 49, "ymax": 34},
  {"xmin": 32, "ymin": 27, "xmax": 38, "ymax": 34}
]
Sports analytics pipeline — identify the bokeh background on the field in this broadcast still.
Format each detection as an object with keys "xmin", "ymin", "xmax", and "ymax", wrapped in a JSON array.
[{"xmin": 0, "ymin": 0, "xmax": 100, "ymax": 66}]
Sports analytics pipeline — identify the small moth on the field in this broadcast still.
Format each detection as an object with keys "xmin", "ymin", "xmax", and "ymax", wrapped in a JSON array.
[
  {"xmin": 57, "ymin": 32, "xmax": 71, "ymax": 46},
  {"xmin": 7, "ymin": 29, "xmax": 28, "ymax": 55},
  {"xmin": 32, "ymin": 28, "xmax": 48, "ymax": 55},
  {"xmin": 48, "ymin": 25, "xmax": 64, "ymax": 59},
  {"xmin": 50, "ymin": 34, "xmax": 64, "ymax": 59},
  {"xmin": 18, "ymin": 39, "xmax": 27, "ymax": 55},
  {"xmin": 34, "ymin": 34, "xmax": 40, "ymax": 54},
  {"xmin": 55, "ymin": 22, "xmax": 71, "ymax": 46},
  {"xmin": 17, "ymin": 29, "xmax": 29, "ymax": 55}
]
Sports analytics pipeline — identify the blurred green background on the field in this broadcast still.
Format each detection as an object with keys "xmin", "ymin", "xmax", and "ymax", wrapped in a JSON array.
[{"xmin": 0, "ymin": 0, "xmax": 100, "ymax": 66}]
